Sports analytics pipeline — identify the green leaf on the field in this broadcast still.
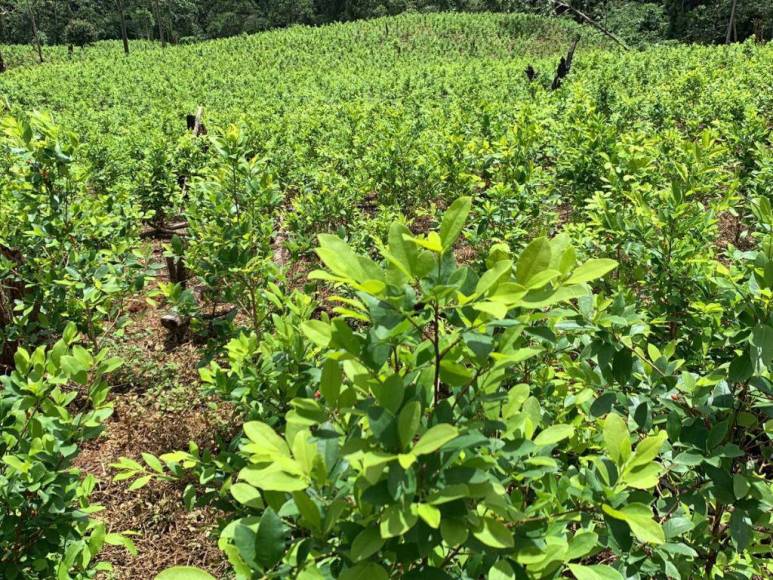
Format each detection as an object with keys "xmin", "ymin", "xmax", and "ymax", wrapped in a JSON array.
[
  {"xmin": 60, "ymin": 354, "xmax": 88, "ymax": 384},
  {"xmin": 568, "ymin": 564, "xmax": 623, "ymax": 580},
  {"xmin": 523, "ymin": 268, "xmax": 561, "ymax": 289},
  {"xmin": 320, "ymin": 358, "xmax": 342, "ymax": 404},
  {"xmin": 104, "ymin": 533, "xmax": 138, "ymax": 556},
  {"xmin": 243, "ymin": 422, "xmax": 290, "ymax": 458},
  {"xmin": 316, "ymin": 234, "xmax": 368, "ymax": 282},
  {"xmin": 387, "ymin": 222, "xmax": 419, "ymax": 277},
  {"xmin": 340, "ymin": 562, "xmax": 389, "ymax": 580},
  {"xmin": 565, "ymin": 259, "xmax": 618, "ymax": 285},
  {"xmin": 612, "ymin": 349, "xmax": 633, "ymax": 384},
  {"xmin": 475, "ymin": 259, "xmax": 513, "ymax": 296},
  {"xmin": 566, "ymin": 531, "xmax": 598, "ymax": 559},
  {"xmin": 398, "ymin": 453, "xmax": 416, "ymax": 469},
  {"xmin": 380, "ymin": 504, "xmax": 418, "ymax": 538},
  {"xmin": 254, "ymin": 508, "xmax": 288, "ymax": 570},
  {"xmin": 603, "ymin": 413, "xmax": 630, "ymax": 465},
  {"xmin": 155, "ymin": 567, "xmax": 216, "ymax": 580},
  {"xmin": 128, "ymin": 475, "xmax": 152, "ymax": 491},
  {"xmin": 515, "ymin": 237, "xmax": 552, "ymax": 286},
  {"xmin": 398, "ymin": 400, "xmax": 422, "ymax": 450},
  {"xmin": 3, "ymin": 456, "xmax": 29, "ymax": 474},
  {"xmin": 416, "ymin": 503, "xmax": 441, "ymax": 528},
  {"xmin": 141, "ymin": 452, "xmax": 164, "ymax": 474},
  {"xmin": 239, "ymin": 464, "xmax": 308, "ymax": 492},
  {"xmin": 474, "ymin": 301, "xmax": 510, "ymax": 319},
  {"xmin": 230, "ymin": 483, "xmax": 263, "ymax": 508},
  {"xmin": 439, "ymin": 196, "xmax": 472, "ymax": 251},
  {"xmin": 410, "ymin": 231, "xmax": 444, "ymax": 253},
  {"xmin": 350, "ymin": 527, "xmax": 385, "ymax": 562},
  {"xmin": 302, "ymin": 320, "xmax": 332, "ymax": 348},
  {"xmin": 503, "ymin": 384, "xmax": 530, "ymax": 418},
  {"xmin": 733, "ymin": 474, "xmax": 750, "ymax": 499},
  {"xmin": 602, "ymin": 503, "xmax": 665, "ymax": 545},
  {"xmin": 751, "ymin": 324, "xmax": 773, "ymax": 365},
  {"xmin": 293, "ymin": 491, "xmax": 322, "ymax": 533},
  {"xmin": 412, "ymin": 424, "xmax": 458, "ymax": 456},
  {"xmin": 489, "ymin": 560, "xmax": 516, "ymax": 580},
  {"xmin": 518, "ymin": 284, "xmax": 587, "ymax": 309},
  {"xmin": 621, "ymin": 462, "xmax": 662, "ymax": 490},
  {"xmin": 491, "ymin": 347, "xmax": 543, "ymax": 368},
  {"xmin": 729, "ymin": 509, "xmax": 752, "ymax": 551},
  {"xmin": 533, "ymin": 424, "xmax": 574, "ymax": 446},
  {"xmin": 473, "ymin": 517, "xmax": 514, "ymax": 549},
  {"xmin": 440, "ymin": 518, "xmax": 468, "ymax": 545},
  {"xmin": 372, "ymin": 373, "xmax": 404, "ymax": 414},
  {"xmin": 627, "ymin": 431, "xmax": 667, "ymax": 469}
]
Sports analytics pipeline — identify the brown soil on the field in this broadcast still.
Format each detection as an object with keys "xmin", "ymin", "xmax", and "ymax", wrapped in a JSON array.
[
  {"xmin": 74, "ymin": 273, "xmax": 232, "ymax": 578},
  {"xmin": 716, "ymin": 210, "xmax": 755, "ymax": 257},
  {"xmin": 555, "ymin": 201, "xmax": 573, "ymax": 228},
  {"xmin": 454, "ymin": 241, "xmax": 478, "ymax": 265}
]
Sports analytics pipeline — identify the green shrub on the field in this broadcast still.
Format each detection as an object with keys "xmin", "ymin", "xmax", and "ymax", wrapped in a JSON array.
[
  {"xmin": 0, "ymin": 111, "xmax": 145, "ymax": 364},
  {"xmin": 0, "ymin": 324, "xmax": 134, "ymax": 578}
]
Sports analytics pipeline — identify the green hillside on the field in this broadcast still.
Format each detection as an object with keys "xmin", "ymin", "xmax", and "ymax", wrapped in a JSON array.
[{"xmin": 1, "ymin": 12, "xmax": 772, "ymax": 580}]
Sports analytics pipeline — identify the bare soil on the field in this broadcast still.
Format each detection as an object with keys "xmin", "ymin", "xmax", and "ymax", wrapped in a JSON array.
[{"xmin": 74, "ymin": 289, "xmax": 231, "ymax": 578}]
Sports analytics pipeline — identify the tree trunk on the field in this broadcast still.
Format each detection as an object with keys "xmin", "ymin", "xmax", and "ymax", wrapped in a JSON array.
[
  {"xmin": 117, "ymin": 0, "xmax": 129, "ymax": 55},
  {"xmin": 726, "ymin": 0, "xmax": 738, "ymax": 44},
  {"xmin": 0, "ymin": 49, "xmax": 5, "ymax": 73},
  {"xmin": 153, "ymin": 0, "xmax": 166, "ymax": 48},
  {"xmin": 28, "ymin": 2, "xmax": 44, "ymax": 64}
]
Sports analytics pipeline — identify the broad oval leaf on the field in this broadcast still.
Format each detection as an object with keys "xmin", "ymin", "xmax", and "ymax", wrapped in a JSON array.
[
  {"xmin": 155, "ymin": 567, "xmax": 216, "ymax": 580},
  {"xmin": 533, "ymin": 424, "xmax": 574, "ymax": 446},
  {"xmin": 568, "ymin": 564, "xmax": 624, "ymax": 580},
  {"xmin": 412, "ymin": 424, "xmax": 459, "ymax": 456}
]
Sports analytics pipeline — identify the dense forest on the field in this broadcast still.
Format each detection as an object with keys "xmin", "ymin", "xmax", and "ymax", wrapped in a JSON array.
[{"xmin": 0, "ymin": 0, "xmax": 770, "ymax": 50}]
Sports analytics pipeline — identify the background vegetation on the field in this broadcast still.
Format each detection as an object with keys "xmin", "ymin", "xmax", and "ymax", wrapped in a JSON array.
[{"xmin": 0, "ymin": 0, "xmax": 769, "ymax": 57}]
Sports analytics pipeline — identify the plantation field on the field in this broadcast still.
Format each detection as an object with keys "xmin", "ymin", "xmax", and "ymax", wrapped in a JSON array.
[{"xmin": 1, "ymin": 11, "xmax": 773, "ymax": 580}]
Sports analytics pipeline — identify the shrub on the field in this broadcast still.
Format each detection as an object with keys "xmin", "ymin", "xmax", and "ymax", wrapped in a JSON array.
[
  {"xmin": 0, "ymin": 324, "xmax": 133, "ymax": 577},
  {"xmin": 0, "ymin": 112, "xmax": 145, "ymax": 365},
  {"xmin": 179, "ymin": 124, "xmax": 282, "ymax": 334},
  {"xmin": 121, "ymin": 195, "xmax": 773, "ymax": 578},
  {"xmin": 120, "ymin": 199, "xmax": 684, "ymax": 578}
]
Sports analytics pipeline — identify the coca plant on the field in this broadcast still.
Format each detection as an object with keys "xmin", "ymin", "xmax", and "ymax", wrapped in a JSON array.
[
  {"xmin": 120, "ymin": 198, "xmax": 694, "ymax": 578},
  {"xmin": 0, "ymin": 111, "xmax": 145, "ymax": 365},
  {"xmin": 169, "ymin": 124, "xmax": 283, "ymax": 335},
  {"xmin": 0, "ymin": 323, "xmax": 134, "ymax": 578}
]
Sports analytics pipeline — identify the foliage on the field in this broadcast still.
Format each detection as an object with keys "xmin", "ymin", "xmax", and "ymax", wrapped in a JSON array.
[
  {"xmin": 0, "ymin": 11, "xmax": 771, "ymax": 579},
  {"xmin": 0, "ymin": 110, "xmax": 145, "ymax": 365},
  {"xmin": 65, "ymin": 18, "xmax": 98, "ymax": 48},
  {"xmin": 199, "ymin": 286, "xmax": 316, "ymax": 419},
  {"xmin": 181, "ymin": 124, "xmax": 282, "ymax": 334},
  {"xmin": 0, "ymin": 323, "xmax": 134, "ymax": 578}
]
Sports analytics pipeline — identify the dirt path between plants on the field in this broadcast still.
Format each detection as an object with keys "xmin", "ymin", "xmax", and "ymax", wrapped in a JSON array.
[{"xmin": 74, "ymin": 258, "xmax": 231, "ymax": 578}]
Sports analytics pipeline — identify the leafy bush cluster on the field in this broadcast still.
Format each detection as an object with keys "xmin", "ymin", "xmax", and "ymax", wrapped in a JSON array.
[
  {"xmin": 0, "ymin": 324, "xmax": 133, "ymax": 578},
  {"xmin": 0, "ymin": 111, "xmax": 144, "ymax": 366},
  {"xmin": 0, "ymin": 111, "xmax": 140, "ymax": 576},
  {"xmin": 120, "ymin": 197, "xmax": 772, "ymax": 579}
]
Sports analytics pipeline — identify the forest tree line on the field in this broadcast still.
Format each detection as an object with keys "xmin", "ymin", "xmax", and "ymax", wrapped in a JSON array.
[{"xmin": 0, "ymin": 1, "xmax": 769, "ymax": 52}]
